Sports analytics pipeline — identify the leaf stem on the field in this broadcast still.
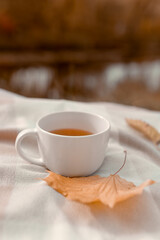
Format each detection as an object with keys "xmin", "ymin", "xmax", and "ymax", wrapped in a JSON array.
[{"xmin": 112, "ymin": 150, "xmax": 127, "ymax": 176}]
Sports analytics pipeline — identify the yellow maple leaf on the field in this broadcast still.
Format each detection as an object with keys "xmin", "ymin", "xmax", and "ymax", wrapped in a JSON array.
[
  {"xmin": 126, "ymin": 119, "xmax": 160, "ymax": 145},
  {"xmin": 43, "ymin": 172, "xmax": 154, "ymax": 208}
]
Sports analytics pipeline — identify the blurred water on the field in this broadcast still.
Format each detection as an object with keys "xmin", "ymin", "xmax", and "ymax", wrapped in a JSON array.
[
  {"xmin": 104, "ymin": 61, "xmax": 160, "ymax": 91},
  {"xmin": 11, "ymin": 67, "xmax": 53, "ymax": 95},
  {"xmin": 9, "ymin": 60, "xmax": 160, "ymax": 97}
]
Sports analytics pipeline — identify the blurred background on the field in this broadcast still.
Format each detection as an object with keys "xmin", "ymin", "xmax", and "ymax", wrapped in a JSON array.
[{"xmin": 0, "ymin": 0, "xmax": 160, "ymax": 110}]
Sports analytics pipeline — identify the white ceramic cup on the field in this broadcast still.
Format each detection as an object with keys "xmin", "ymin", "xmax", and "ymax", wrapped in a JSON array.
[{"xmin": 15, "ymin": 111, "xmax": 110, "ymax": 177}]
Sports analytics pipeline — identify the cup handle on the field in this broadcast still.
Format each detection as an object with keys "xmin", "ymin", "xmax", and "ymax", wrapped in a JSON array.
[{"xmin": 15, "ymin": 128, "xmax": 45, "ymax": 167}]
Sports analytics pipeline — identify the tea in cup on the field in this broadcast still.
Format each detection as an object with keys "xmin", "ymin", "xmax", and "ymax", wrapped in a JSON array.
[{"xmin": 15, "ymin": 111, "xmax": 110, "ymax": 177}]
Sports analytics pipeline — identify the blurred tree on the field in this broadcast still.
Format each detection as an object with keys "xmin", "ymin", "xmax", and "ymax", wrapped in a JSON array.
[{"xmin": 0, "ymin": 0, "xmax": 159, "ymax": 59}]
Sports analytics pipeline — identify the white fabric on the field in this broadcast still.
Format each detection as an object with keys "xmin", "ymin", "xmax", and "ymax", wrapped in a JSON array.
[{"xmin": 0, "ymin": 89, "xmax": 160, "ymax": 240}]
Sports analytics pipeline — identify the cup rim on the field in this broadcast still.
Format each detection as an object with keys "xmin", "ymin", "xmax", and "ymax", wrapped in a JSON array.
[{"xmin": 36, "ymin": 111, "xmax": 111, "ymax": 138}]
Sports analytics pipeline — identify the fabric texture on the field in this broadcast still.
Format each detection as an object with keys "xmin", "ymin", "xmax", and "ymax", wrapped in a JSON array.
[{"xmin": 0, "ymin": 89, "xmax": 160, "ymax": 240}]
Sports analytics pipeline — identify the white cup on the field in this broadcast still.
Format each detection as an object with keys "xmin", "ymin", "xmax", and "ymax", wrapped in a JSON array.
[{"xmin": 15, "ymin": 111, "xmax": 110, "ymax": 177}]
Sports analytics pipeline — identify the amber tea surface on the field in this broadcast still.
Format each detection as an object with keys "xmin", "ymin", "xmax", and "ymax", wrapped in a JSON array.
[{"xmin": 50, "ymin": 128, "xmax": 93, "ymax": 136}]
